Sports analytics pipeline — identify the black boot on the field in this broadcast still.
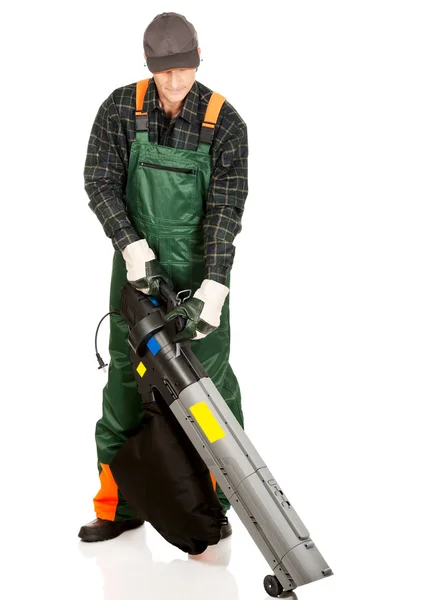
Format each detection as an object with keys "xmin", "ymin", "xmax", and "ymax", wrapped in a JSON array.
[
  {"xmin": 220, "ymin": 516, "xmax": 232, "ymax": 539},
  {"xmin": 78, "ymin": 517, "xmax": 144, "ymax": 542}
]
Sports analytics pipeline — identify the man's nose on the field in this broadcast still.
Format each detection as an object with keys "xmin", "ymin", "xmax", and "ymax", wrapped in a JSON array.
[{"xmin": 169, "ymin": 71, "xmax": 181, "ymax": 88}]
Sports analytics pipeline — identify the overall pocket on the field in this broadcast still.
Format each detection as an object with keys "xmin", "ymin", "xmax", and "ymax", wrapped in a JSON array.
[{"xmin": 135, "ymin": 161, "xmax": 202, "ymax": 224}]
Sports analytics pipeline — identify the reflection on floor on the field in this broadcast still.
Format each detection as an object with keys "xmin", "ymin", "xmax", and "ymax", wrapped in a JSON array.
[{"xmin": 78, "ymin": 522, "xmax": 238, "ymax": 600}]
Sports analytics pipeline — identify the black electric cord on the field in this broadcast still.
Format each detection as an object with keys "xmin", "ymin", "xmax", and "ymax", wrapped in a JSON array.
[{"xmin": 95, "ymin": 311, "xmax": 120, "ymax": 371}]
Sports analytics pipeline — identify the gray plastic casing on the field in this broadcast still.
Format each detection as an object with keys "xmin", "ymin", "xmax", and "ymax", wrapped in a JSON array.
[{"xmin": 169, "ymin": 377, "xmax": 333, "ymax": 592}]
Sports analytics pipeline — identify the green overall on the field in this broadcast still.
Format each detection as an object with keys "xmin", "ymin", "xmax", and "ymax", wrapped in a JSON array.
[{"xmin": 94, "ymin": 79, "xmax": 244, "ymax": 520}]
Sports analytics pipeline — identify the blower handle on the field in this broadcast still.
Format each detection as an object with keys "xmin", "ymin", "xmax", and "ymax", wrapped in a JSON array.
[{"xmin": 159, "ymin": 280, "xmax": 188, "ymax": 334}]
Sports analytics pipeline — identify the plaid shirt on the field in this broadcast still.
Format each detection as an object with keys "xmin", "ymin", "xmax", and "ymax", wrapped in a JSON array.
[{"xmin": 84, "ymin": 77, "xmax": 248, "ymax": 285}]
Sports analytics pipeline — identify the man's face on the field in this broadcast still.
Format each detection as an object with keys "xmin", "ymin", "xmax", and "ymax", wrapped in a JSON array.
[{"xmin": 153, "ymin": 68, "xmax": 196, "ymax": 105}]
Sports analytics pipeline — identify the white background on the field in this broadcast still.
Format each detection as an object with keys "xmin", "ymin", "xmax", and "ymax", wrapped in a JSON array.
[{"xmin": 2, "ymin": 1, "xmax": 441, "ymax": 599}]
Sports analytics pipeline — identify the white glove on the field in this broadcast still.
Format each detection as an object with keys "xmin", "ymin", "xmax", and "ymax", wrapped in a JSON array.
[
  {"xmin": 193, "ymin": 279, "xmax": 229, "ymax": 339},
  {"xmin": 164, "ymin": 278, "xmax": 229, "ymax": 341},
  {"xmin": 122, "ymin": 239, "xmax": 172, "ymax": 297}
]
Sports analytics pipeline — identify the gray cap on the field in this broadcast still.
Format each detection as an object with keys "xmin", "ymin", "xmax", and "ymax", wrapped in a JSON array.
[{"xmin": 143, "ymin": 12, "xmax": 200, "ymax": 73}]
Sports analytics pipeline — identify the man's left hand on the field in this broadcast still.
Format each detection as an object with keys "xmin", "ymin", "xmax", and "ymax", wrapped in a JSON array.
[{"xmin": 163, "ymin": 279, "xmax": 229, "ymax": 342}]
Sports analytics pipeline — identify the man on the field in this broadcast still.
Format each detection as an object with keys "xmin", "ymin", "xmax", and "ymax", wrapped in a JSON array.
[{"xmin": 79, "ymin": 12, "xmax": 248, "ymax": 543}]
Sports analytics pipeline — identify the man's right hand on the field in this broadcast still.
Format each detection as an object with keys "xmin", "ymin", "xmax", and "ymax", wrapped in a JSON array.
[{"xmin": 122, "ymin": 239, "xmax": 173, "ymax": 298}]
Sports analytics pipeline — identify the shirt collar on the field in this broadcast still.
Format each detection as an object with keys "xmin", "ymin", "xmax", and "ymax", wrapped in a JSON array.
[{"xmin": 146, "ymin": 77, "xmax": 199, "ymax": 125}]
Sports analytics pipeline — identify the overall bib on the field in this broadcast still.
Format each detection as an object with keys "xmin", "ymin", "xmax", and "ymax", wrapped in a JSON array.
[{"xmin": 94, "ymin": 79, "xmax": 244, "ymax": 520}]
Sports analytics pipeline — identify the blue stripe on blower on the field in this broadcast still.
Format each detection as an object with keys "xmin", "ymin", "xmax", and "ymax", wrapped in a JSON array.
[{"xmin": 147, "ymin": 336, "xmax": 161, "ymax": 356}]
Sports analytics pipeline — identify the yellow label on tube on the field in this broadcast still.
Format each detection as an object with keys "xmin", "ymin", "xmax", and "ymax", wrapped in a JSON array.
[{"xmin": 190, "ymin": 401, "xmax": 225, "ymax": 443}]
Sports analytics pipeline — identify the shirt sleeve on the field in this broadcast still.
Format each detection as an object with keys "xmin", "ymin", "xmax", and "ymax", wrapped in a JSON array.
[
  {"xmin": 204, "ymin": 115, "xmax": 249, "ymax": 286},
  {"xmin": 84, "ymin": 93, "xmax": 140, "ymax": 252}
]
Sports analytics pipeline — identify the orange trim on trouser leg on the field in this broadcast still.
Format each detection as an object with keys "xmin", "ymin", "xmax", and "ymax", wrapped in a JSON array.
[
  {"xmin": 93, "ymin": 463, "xmax": 119, "ymax": 521},
  {"xmin": 210, "ymin": 472, "xmax": 217, "ymax": 491}
]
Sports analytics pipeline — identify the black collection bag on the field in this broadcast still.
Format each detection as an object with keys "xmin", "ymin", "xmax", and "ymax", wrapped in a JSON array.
[{"xmin": 110, "ymin": 391, "xmax": 225, "ymax": 554}]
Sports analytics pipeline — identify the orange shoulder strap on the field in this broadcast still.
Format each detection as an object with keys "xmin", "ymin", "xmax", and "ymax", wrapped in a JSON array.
[
  {"xmin": 136, "ymin": 78, "xmax": 150, "ymax": 115},
  {"xmin": 203, "ymin": 91, "xmax": 226, "ymax": 128},
  {"xmin": 200, "ymin": 92, "xmax": 226, "ymax": 144}
]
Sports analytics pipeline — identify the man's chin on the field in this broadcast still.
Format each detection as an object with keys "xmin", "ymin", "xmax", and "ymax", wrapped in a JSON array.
[{"xmin": 167, "ymin": 93, "xmax": 187, "ymax": 103}]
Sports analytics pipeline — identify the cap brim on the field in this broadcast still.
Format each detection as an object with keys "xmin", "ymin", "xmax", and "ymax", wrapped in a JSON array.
[{"xmin": 146, "ymin": 48, "xmax": 200, "ymax": 73}]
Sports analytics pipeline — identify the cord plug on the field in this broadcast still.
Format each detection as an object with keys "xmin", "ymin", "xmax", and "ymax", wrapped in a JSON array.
[{"xmin": 96, "ymin": 353, "xmax": 108, "ymax": 373}]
